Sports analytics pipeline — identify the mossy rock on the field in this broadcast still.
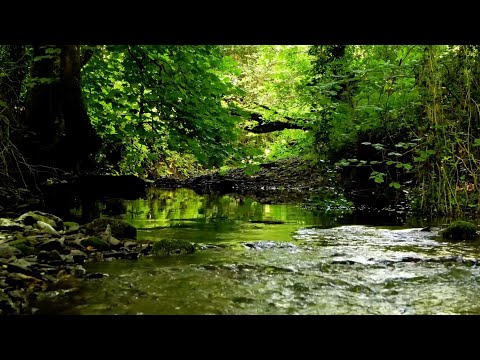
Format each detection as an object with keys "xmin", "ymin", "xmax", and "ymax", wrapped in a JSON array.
[
  {"xmin": 0, "ymin": 218, "xmax": 25, "ymax": 231},
  {"xmin": 152, "ymin": 239, "xmax": 195, "ymax": 256},
  {"xmin": 0, "ymin": 244, "xmax": 21, "ymax": 258},
  {"xmin": 82, "ymin": 218, "xmax": 136, "ymax": 239},
  {"xmin": 9, "ymin": 237, "xmax": 38, "ymax": 248},
  {"xmin": 442, "ymin": 221, "xmax": 479, "ymax": 241},
  {"xmin": 16, "ymin": 211, "xmax": 64, "ymax": 231},
  {"xmin": 64, "ymin": 221, "xmax": 80, "ymax": 232},
  {"xmin": 10, "ymin": 243, "xmax": 38, "ymax": 256},
  {"xmin": 81, "ymin": 237, "xmax": 110, "ymax": 250}
]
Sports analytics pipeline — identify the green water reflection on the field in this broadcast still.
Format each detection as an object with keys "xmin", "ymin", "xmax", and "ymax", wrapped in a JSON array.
[{"xmin": 35, "ymin": 188, "xmax": 480, "ymax": 315}]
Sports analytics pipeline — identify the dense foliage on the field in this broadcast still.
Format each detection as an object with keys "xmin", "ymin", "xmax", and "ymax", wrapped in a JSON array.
[
  {"xmin": 306, "ymin": 45, "xmax": 480, "ymax": 215},
  {"xmin": 82, "ymin": 45, "xmax": 241, "ymax": 177},
  {"xmin": 2, "ymin": 44, "xmax": 480, "ymax": 216}
]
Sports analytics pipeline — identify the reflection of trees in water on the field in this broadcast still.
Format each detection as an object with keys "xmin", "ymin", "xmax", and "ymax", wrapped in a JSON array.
[
  {"xmin": 122, "ymin": 188, "xmax": 284, "ymax": 228},
  {"xmin": 66, "ymin": 187, "xmax": 324, "ymax": 226}
]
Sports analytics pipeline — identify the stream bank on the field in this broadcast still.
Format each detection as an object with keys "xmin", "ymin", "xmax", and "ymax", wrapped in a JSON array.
[{"xmin": 0, "ymin": 212, "xmax": 155, "ymax": 314}]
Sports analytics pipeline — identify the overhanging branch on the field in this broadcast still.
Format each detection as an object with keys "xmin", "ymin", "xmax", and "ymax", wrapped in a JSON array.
[{"xmin": 245, "ymin": 121, "xmax": 308, "ymax": 133}]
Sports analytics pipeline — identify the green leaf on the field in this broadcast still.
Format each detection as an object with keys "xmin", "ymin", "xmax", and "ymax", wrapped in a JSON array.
[
  {"xmin": 244, "ymin": 163, "xmax": 261, "ymax": 176},
  {"xmin": 389, "ymin": 182, "xmax": 401, "ymax": 189}
]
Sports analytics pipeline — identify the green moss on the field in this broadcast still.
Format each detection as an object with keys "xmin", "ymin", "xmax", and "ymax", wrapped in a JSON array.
[
  {"xmin": 11, "ymin": 244, "xmax": 38, "ymax": 256},
  {"xmin": 152, "ymin": 239, "xmax": 195, "ymax": 256},
  {"xmin": 81, "ymin": 237, "xmax": 110, "ymax": 250},
  {"xmin": 17, "ymin": 211, "xmax": 64, "ymax": 231},
  {"xmin": 64, "ymin": 221, "xmax": 80, "ymax": 232},
  {"xmin": 8, "ymin": 238, "xmax": 38, "ymax": 255},
  {"xmin": 442, "ymin": 221, "xmax": 478, "ymax": 241}
]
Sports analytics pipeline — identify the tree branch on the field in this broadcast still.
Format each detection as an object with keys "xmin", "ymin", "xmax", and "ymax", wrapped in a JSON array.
[
  {"xmin": 244, "ymin": 121, "xmax": 308, "ymax": 133},
  {"xmin": 81, "ymin": 47, "xmax": 95, "ymax": 67}
]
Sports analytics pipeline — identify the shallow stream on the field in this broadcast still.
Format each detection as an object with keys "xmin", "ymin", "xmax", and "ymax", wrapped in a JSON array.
[{"xmin": 35, "ymin": 188, "xmax": 480, "ymax": 314}]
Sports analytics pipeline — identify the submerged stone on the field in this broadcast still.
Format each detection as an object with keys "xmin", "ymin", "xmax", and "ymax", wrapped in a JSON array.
[
  {"xmin": 151, "ymin": 239, "xmax": 195, "ymax": 256},
  {"xmin": 243, "ymin": 241, "xmax": 298, "ymax": 250},
  {"xmin": 86, "ymin": 273, "xmax": 109, "ymax": 279},
  {"xmin": 442, "ymin": 221, "xmax": 479, "ymax": 241}
]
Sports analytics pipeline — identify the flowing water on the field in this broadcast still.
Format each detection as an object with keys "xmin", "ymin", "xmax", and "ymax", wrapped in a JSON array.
[{"xmin": 36, "ymin": 188, "xmax": 480, "ymax": 315}]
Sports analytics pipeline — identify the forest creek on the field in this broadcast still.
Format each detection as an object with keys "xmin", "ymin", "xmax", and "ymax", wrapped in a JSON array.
[{"xmin": 2, "ymin": 45, "xmax": 480, "ymax": 315}]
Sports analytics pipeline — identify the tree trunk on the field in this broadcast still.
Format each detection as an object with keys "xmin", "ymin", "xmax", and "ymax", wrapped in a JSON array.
[
  {"xmin": 60, "ymin": 45, "xmax": 101, "ymax": 172},
  {"xmin": 25, "ymin": 45, "xmax": 60, "ymax": 149},
  {"xmin": 24, "ymin": 45, "xmax": 100, "ymax": 173}
]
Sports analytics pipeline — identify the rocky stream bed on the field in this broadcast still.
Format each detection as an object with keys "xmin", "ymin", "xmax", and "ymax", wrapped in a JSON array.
[{"xmin": 0, "ymin": 211, "xmax": 160, "ymax": 314}]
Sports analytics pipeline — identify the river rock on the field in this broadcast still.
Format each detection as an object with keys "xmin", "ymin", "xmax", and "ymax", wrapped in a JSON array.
[
  {"xmin": 63, "ymin": 221, "xmax": 80, "ymax": 233},
  {"xmin": 125, "ymin": 252, "xmax": 139, "ymax": 260},
  {"xmin": 5, "ymin": 272, "xmax": 45, "ymax": 289},
  {"xmin": 151, "ymin": 239, "xmax": 195, "ymax": 256},
  {"xmin": 0, "ymin": 218, "xmax": 25, "ymax": 231},
  {"xmin": 70, "ymin": 250, "xmax": 87, "ymax": 264},
  {"xmin": 35, "ymin": 221, "xmax": 60, "ymax": 237},
  {"xmin": 70, "ymin": 265, "xmax": 86, "ymax": 277},
  {"xmin": 109, "ymin": 236, "xmax": 121, "ymax": 247},
  {"xmin": 16, "ymin": 211, "xmax": 64, "ymax": 231},
  {"xmin": 124, "ymin": 241, "xmax": 139, "ymax": 249},
  {"xmin": 66, "ymin": 239, "xmax": 86, "ymax": 251},
  {"xmin": 140, "ymin": 243, "xmax": 152, "ymax": 254},
  {"xmin": 442, "ymin": 220, "xmax": 479, "ymax": 241},
  {"xmin": 102, "ymin": 251, "xmax": 126, "ymax": 259},
  {"xmin": 12, "ymin": 258, "xmax": 32, "ymax": 270},
  {"xmin": 9, "ymin": 240, "xmax": 38, "ymax": 256},
  {"xmin": 82, "ymin": 218, "xmax": 137, "ymax": 239},
  {"xmin": 38, "ymin": 239, "xmax": 64, "ymax": 252},
  {"xmin": 0, "ymin": 245, "xmax": 22, "ymax": 258},
  {"xmin": 0, "ymin": 291, "xmax": 18, "ymax": 314},
  {"xmin": 86, "ymin": 272, "xmax": 109, "ymax": 279},
  {"xmin": 243, "ymin": 241, "xmax": 298, "ymax": 250},
  {"xmin": 22, "ymin": 255, "xmax": 38, "ymax": 263},
  {"xmin": 81, "ymin": 237, "xmax": 110, "ymax": 251},
  {"xmin": 37, "ymin": 250, "xmax": 63, "ymax": 263}
]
